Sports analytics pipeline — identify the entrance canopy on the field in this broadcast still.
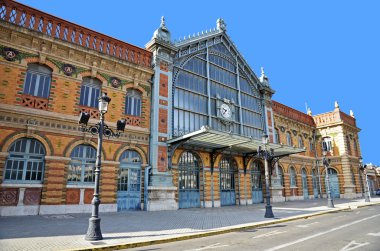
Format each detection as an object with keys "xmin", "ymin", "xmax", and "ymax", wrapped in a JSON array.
[{"xmin": 167, "ymin": 126, "xmax": 305, "ymax": 157}]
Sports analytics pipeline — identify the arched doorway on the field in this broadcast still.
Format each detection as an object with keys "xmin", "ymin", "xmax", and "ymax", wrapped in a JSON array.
[
  {"xmin": 220, "ymin": 157, "xmax": 237, "ymax": 206},
  {"xmin": 117, "ymin": 150, "xmax": 142, "ymax": 211},
  {"xmin": 251, "ymin": 161, "xmax": 263, "ymax": 203},
  {"xmin": 301, "ymin": 168, "xmax": 309, "ymax": 199},
  {"xmin": 312, "ymin": 169, "xmax": 319, "ymax": 198},
  {"xmin": 178, "ymin": 151, "xmax": 201, "ymax": 209},
  {"xmin": 325, "ymin": 168, "xmax": 340, "ymax": 198}
]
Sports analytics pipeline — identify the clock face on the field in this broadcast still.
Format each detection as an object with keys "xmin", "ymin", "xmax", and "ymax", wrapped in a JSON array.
[{"xmin": 220, "ymin": 103, "xmax": 232, "ymax": 119}]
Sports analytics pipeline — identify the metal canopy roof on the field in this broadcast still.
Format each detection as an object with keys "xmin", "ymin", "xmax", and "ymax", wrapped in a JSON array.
[{"xmin": 167, "ymin": 126, "xmax": 305, "ymax": 157}]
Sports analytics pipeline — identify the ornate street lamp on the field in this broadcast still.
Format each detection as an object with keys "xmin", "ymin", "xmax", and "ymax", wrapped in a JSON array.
[
  {"xmin": 359, "ymin": 157, "xmax": 370, "ymax": 202},
  {"xmin": 80, "ymin": 93, "xmax": 126, "ymax": 241},
  {"xmin": 322, "ymin": 150, "xmax": 334, "ymax": 208},
  {"xmin": 258, "ymin": 133, "xmax": 275, "ymax": 218}
]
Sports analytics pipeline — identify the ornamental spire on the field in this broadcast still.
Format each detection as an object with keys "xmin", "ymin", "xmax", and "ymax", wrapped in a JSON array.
[
  {"xmin": 161, "ymin": 16, "xmax": 166, "ymax": 29},
  {"xmin": 216, "ymin": 18, "xmax": 226, "ymax": 32}
]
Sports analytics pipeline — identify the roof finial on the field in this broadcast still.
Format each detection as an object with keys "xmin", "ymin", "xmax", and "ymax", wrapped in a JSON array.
[
  {"xmin": 335, "ymin": 101, "xmax": 340, "ymax": 109},
  {"xmin": 259, "ymin": 66, "xmax": 270, "ymax": 86},
  {"xmin": 261, "ymin": 67, "xmax": 265, "ymax": 76},
  {"xmin": 216, "ymin": 18, "xmax": 226, "ymax": 31},
  {"xmin": 307, "ymin": 107, "xmax": 312, "ymax": 116},
  {"xmin": 160, "ymin": 16, "xmax": 166, "ymax": 28},
  {"xmin": 151, "ymin": 16, "xmax": 171, "ymax": 42},
  {"xmin": 350, "ymin": 109, "xmax": 355, "ymax": 118}
]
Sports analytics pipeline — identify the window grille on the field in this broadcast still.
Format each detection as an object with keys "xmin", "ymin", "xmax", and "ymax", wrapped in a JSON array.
[
  {"xmin": 286, "ymin": 132, "xmax": 292, "ymax": 146},
  {"xmin": 125, "ymin": 89, "xmax": 142, "ymax": 116},
  {"xmin": 79, "ymin": 77, "xmax": 101, "ymax": 108},
  {"xmin": 23, "ymin": 64, "xmax": 51, "ymax": 98},
  {"xmin": 67, "ymin": 145, "xmax": 96, "ymax": 183},
  {"xmin": 4, "ymin": 138, "xmax": 45, "ymax": 182},
  {"xmin": 117, "ymin": 150, "xmax": 142, "ymax": 192},
  {"xmin": 289, "ymin": 167, "xmax": 296, "ymax": 187},
  {"xmin": 322, "ymin": 137, "xmax": 332, "ymax": 152}
]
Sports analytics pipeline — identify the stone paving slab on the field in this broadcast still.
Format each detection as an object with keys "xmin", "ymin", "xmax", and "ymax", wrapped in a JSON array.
[{"xmin": 0, "ymin": 198, "xmax": 379, "ymax": 251}]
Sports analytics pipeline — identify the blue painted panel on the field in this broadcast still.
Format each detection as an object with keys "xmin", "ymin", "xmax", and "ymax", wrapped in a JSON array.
[
  {"xmin": 179, "ymin": 190, "xmax": 200, "ymax": 209},
  {"xmin": 117, "ymin": 191, "xmax": 141, "ymax": 211},
  {"xmin": 221, "ymin": 191, "xmax": 236, "ymax": 206},
  {"xmin": 117, "ymin": 166, "xmax": 141, "ymax": 212},
  {"xmin": 302, "ymin": 175, "xmax": 309, "ymax": 199},
  {"xmin": 330, "ymin": 174, "xmax": 340, "ymax": 198},
  {"xmin": 251, "ymin": 170, "xmax": 263, "ymax": 204},
  {"xmin": 252, "ymin": 190, "xmax": 263, "ymax": 203},
  {"xmin": 312, "ymin": 174, "xmax": 319, "ymax": 199},
  {"xmin": 325, "ymin": 174, "xmax": 340, "ymax": 199}
]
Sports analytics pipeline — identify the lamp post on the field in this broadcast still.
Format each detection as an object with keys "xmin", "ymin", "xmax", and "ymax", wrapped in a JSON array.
[
  {"xmin": 322, "ymin": 150, "xmax": 334, "ymax": 208},
  {"xmin": 359, "ymin": 157, "xmax": 370, "ymax": 202},
  {"xmin": 79, "ymin": 93, "xmax": 126, "ymax": 241},
  {"xmin": 258, "ymin": 133, "xmax": 275, "ymax": 218}
]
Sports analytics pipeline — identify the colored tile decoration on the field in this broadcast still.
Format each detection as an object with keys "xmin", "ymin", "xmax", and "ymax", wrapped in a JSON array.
[
  {"xmin": 66, "ymin": 189, "xmax": 80, "ymax": 204},
  {"xmin": 0, "ymin": 188, "xmax": 18, "ymax": 206},
  {"xmin": 110, "ymin": 77, "xmax": 121, "ymax": 88},
  {"xmin": 2, "ymin": 47, "xmax": 19, "ymax": 61},
  {"xmin": 0, "ymin": 1, "xmax": 152, "ymax": 68},
  {"xmin": 62, "ymin": 64, "xmax": 76, "ymax": 76},
  {"xmin": 23, "ymin": 188, "xmax": 42, "ymax": 205},
  {"xmin": 84, "ymin": 189, "xmax": 93, "ymax": 204}
]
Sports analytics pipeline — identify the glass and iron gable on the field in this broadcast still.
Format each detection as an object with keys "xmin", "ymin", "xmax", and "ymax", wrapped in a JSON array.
[{"xmin": 173, "ymin": 41, "xmax": 263, "ymax": 139}]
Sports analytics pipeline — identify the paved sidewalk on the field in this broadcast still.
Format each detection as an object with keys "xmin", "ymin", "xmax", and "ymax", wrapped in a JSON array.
[{"xmin": 0, "ymin": 198, "xmax": 379, "ymax": 251}]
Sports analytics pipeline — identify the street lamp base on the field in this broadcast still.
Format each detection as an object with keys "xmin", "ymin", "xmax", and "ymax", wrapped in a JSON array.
[
  {"xmin": 264, "ymin": 205, "xmax": 275, "ymax": 218},
  {"xmin": 327, "ymin": 198, "xmax": 334, "ymax": 208},
  {"xmin": 85, "ymin": 217, "xmax": 103, "ymax": 241},
  {"xmin": 364, "ymin": 197, "xmax": 370, "ymax": 203}
]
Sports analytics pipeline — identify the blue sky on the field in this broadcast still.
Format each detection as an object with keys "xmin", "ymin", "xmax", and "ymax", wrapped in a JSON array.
[{"xmin": 17, "ymin": 0, "xmax": 379, "ymax": 164}]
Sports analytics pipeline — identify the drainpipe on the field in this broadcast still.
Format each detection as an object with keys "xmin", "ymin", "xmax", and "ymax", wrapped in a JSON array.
[
  {"xmin": 313, "ymin": 130, "xmax": 323, "ymax": 198},
  {"xmin": 144, "ymin": 166, "xmax": 152, "ymax": 211},
  {"xmin": 202, "ymin": 163, "xmax": 206, "ymax": 208}
]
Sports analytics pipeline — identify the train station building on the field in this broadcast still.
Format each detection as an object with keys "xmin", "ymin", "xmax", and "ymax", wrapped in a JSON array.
[{"xmin": 0, "ymin": 1, "xmax": 370, "ymax": 216}]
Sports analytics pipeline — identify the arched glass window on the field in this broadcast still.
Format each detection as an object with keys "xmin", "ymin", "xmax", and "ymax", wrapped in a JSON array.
[
  {"xmin": 274, "ymin": 129, "xmax": 280, "ymax": 144},
  {"xmin": 353, "ymin": 139, "xmax": 358, "ymax": 156},
  {"xmin": 23, "ymin": 64, "xmax": 51, "ymax": 98},
  {"xmin": 220, "ymin": 157, "xmax": 237, "ymax": 191},
  {"xmin": 119, "ymin": 150, "xmax": 141, "ymax": 164},
  {"xmin": 125, "ymin": 89, "xmax": 142, "ymax": 116},
  {"xmin": 251, "ymin": 161, "xmax": 262, "ymax": 190},
  {"xmin": 178, "ymin": 151, "xmax": 200, "ymax": 190},
  {"xmin": 79, "ymin": 77, "xmax": 101, "ymax": 108},
  {"xmin": 286, "ymin": 132, "xmax": 292, "ymax": 146},
  {"xmin": 289, "ymin": 166, "xmax": 296, "ymax": 187},
  {"xmin": 68, "ymin": 145, "xmax": 96, "ymax": 183},
  {"xmin": 118, "ymin": 150, "xmax": 141, "ymax": 192},
  {"xmin": 4, "ymin": 138, "xmax": 45, "ymax": 182},
  {"xmin": 298, "ymin": 136, "xmax": 304, "ymax": 148}
]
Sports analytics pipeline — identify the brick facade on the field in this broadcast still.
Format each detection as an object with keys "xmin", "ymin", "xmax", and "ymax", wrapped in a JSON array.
[{"xmin": 0, "ymin": 2, "xmax": 153, "ymax": 215}]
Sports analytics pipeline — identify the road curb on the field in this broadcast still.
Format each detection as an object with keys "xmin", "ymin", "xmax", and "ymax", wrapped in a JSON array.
[
  {"xmin": 69, "ymin": 207, "xmax": 350, "ymax": 251},
  {"xmin": 357, "ymin": 201, "xmax": 380, "ymax": 208}
]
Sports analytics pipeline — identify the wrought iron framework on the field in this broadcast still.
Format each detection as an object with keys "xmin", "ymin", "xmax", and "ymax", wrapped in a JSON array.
[{"xmin": 80, "ymin": 122, "xmax": 122, "ymax": 138}]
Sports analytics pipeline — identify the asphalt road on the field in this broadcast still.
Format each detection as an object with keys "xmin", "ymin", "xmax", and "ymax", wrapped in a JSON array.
[{"xmin": 127, "ymin": 205, "xmax": 380, "ymax": 251}]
